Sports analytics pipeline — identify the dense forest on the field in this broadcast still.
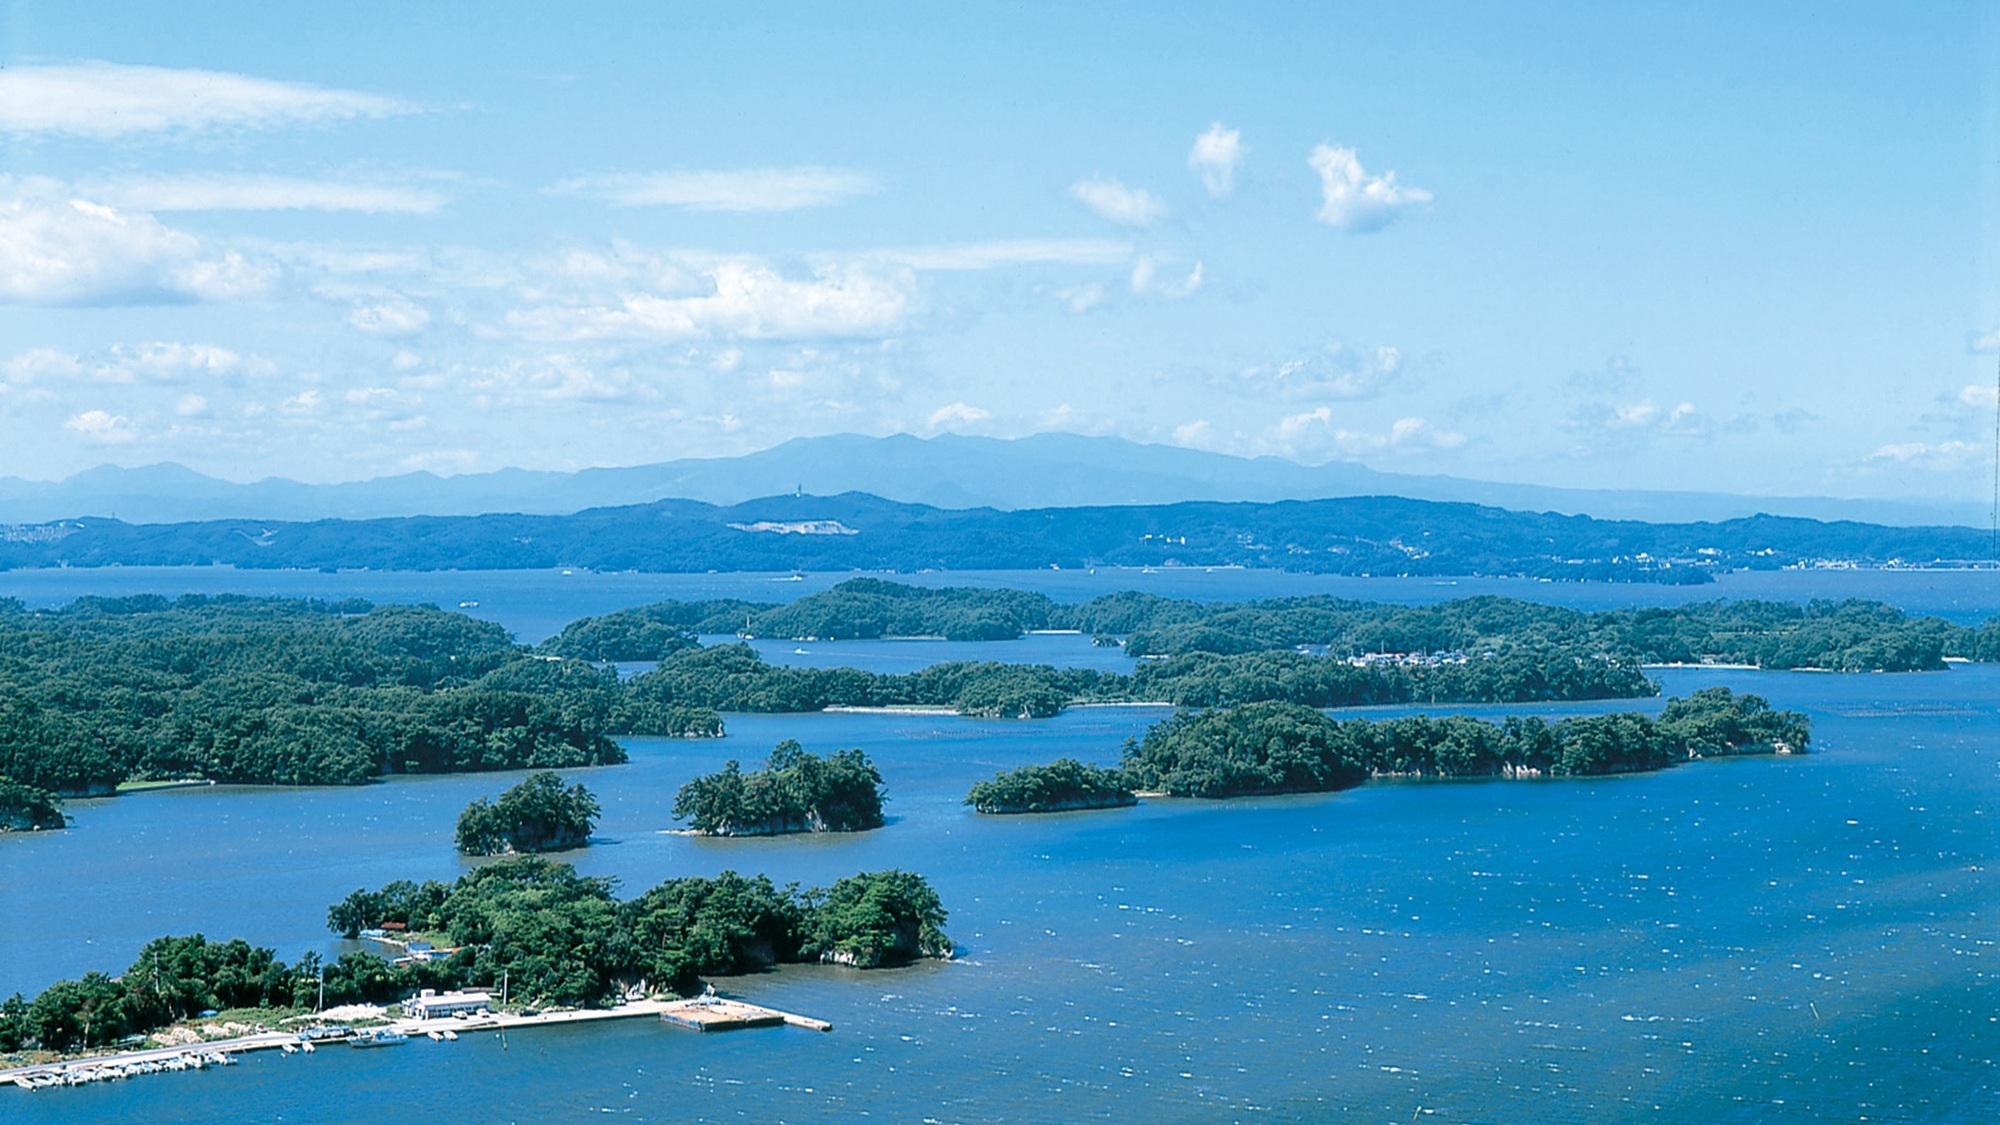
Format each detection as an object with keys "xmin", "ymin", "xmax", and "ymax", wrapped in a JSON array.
[
  {"xmin": 671, "ymin": 740, "xmax": 886, "ymax": 835},
  {"xmin": 0, "ymin": 862, "xmax": 952, "ymax": 1054},
  {"xmin": 0, "ymin": 595, "xmax": 715, "ymax": 797},
  {"xmin": 455, "ymin": 771, "xmax": 599, "ymax": 855},
  {"xmin": 1, "ymin": 584, "xmax": 1974, "ymax": 799},
  {"xmin": 0, "ymin": 776, "xmax": 64, "ymax": 831},
  {"xmin": 565, "ymin": 578, "xmax": 2000, "ymax": 672},
  {"xmin": 965, "ymin": 759, "xmax": 1137, "ymax": 814},
  {"xmin": 1121, "ymin": 688, "xmax": 1808, "ymax": 798},
  {"xmin": 3, "ymin": 492, "xmax": 1993, "ymax": 578}
]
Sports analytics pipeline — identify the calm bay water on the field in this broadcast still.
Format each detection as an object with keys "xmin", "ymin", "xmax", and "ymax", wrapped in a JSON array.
[{"xmin": 4, "ymin": 568, "xmax": 2000, "ymax": 1122}]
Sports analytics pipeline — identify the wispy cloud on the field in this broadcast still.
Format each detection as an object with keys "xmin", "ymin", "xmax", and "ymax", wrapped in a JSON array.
[
  {"xmin": 509, "ymin": 260, "xmax": 915, "ymax": 342},
  {"xmin": 554, "ymin": 167, "xmax": 878, "ymax": 212},
  {"xmin": 1568, "ymin": 398, "xmax": 1709, "ymax": 437},
  {"xmin": 7, "ymin": 341, "xmax": 265, "ymax": 386},
  {"xmin": 348, "ymin": 300, "xmax": 432, "ymax": 336},
  {"xmin": 1233, "ymin": 343, "xmax": 1402, "ymax": 401},
  {"xmin": 1068, "ymin": 177, "xmax": 1169, "ymax": 227},
  {"xmin": 1866, "ymin": 440, "xmax": 1980, "ymax": 471},
  {"xmin": 1307, "ymin": 144, "xmax": 1431, "ymax": 232},
  {"xmin": 1275, "ymin": 410, "xmax": 1464, "ymax": 458},
  {"xmin": 868, "ymin": 238, "xmax": 1131, "ymax": 271},
  {"xmin": 1129, "ymin": 256, "xmax": 1203, "ymax": 299},
  {"xmin": 0, "ymin": 61, "xmax": 415, "ymax": 137},
  {"xmin": 86, "ymin": 174, "xmax": 447, "ymax": 214},
  {"xmin": 1188, "ymin": 123, "xmax": 1246, "ymax": 198}
]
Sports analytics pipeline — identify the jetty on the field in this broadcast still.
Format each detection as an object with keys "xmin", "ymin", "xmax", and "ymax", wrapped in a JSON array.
[{"xmin": 658, "ymin": 990, "xmax": 833, "ymax": 1033}]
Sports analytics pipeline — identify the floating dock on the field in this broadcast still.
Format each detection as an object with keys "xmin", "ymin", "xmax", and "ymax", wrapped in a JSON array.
[{"xmin": 658, "ymin": 995, "xmax": 832, "ymax": 1033}]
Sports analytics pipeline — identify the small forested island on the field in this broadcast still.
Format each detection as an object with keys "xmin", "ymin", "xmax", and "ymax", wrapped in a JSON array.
[
  {"xmin": 1122, "ymin": 688, "xmax": 1808, "ymax": 798},
  {"xmin": 965, "ymin": 759, "xmax": 1137, "ymax": 814},
  {"xmin": 455, "ymin": 771, "xmax": 599, "ymax": 854},
  {"xmin": 0, "ymin": 776, "xmax": 65, "ymax": 832},
  {"xmin": 672, "ymin": 740, "xmax": 885, "ymax": 835},
  {"xmin": 0, "ymin": 860, "xmax": 952, "ymax": 1054}
]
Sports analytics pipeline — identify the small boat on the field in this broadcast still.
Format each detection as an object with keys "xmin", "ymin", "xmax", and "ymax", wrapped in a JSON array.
[
  {"xmin": 348, "ymin": 1028, "xmax": 410, "ymax": 1048},
  {"xmin": 441, "ymin": 1029, "xmax": 458, "ymax": 1041},
  {"xmin": 282, "ymin": 1042, "xmax": 299, "ymax": 1054},
  {"xmin": 427, "ymin": 1030, "xmax": 443, "ymax": 1041},
  {"xmin": 300, "ymin": 1040, "xmax": 316, "ymax": 1053}
]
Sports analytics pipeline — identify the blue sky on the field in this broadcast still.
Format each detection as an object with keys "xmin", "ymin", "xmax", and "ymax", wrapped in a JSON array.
[{"xmin": 0, "ymin": 1, "xmax": 1995, "ymax": 503}]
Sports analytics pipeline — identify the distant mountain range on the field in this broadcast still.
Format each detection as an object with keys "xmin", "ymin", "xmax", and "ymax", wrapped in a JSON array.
[
  {"xmin": 0, "ymin": 433, "xmax": 1985, "ymax": 528},
  {"xmin": 2, "ymin": 491, "xmax": 1991, "ymax": 580}
]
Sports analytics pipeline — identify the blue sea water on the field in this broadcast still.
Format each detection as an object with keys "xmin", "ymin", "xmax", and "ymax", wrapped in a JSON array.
[{"xmin": 3, "ymin": 568, "xmax": 2000, "ymax": 1122}]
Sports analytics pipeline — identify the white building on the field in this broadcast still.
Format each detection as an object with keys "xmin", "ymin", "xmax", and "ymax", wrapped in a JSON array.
[{"xmin": 402, "ymin": 989, "xmax": 493, "ymax": 1019}]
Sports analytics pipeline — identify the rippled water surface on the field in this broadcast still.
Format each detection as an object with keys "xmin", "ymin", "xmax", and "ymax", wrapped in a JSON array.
[{"xmin": 4, "ymin": 569, "xmax": 1999, "ymax": 1122}]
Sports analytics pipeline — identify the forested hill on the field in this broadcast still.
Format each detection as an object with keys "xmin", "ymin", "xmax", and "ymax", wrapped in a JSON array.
[{"xmin": 0, "ymin": 492, "xmax": 1991, "ymax": 580}]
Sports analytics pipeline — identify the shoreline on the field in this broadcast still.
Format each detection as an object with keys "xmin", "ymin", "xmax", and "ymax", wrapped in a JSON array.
[{"xmin": 2, "ymin": 996, "xmax": 830, "ymax": 1091}]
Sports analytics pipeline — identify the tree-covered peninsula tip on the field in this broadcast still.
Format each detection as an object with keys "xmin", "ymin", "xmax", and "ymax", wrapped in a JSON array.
[{"xmin": 0, "ymin": 862, "xmax": 952, "ymax": 1055}]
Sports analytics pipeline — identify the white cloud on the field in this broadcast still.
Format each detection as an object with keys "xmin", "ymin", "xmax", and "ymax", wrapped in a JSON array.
[
  {"xmin": 1866, "ymin": 440, "xmax": 1980, "ymax": 471},
  {"xmin": 175, "ymin": 394, "xmax": 210, "ymax": 417},
  {"xmin": 870, "ymin": 238, "xmax": 1131, "ymax": 271},
  {"xmin": 555, "ymin": 167, "xmax": 878, "ymax": 212},
  {"xmin": 348, "ymin": 300, "xmax": 432, "ymax": 336},
  {"xmin": 63, "ymin": 409, "xmax": 137, "ymax": 443},
  {"xmin": 1173, "ymin": 419, "xmax": 1216, "ymax": 447},
  {"xmin": 1968, "ymin": 329, "xmax": 2000, "ymax": 353},
  {"xmin": 1277, "ymin": 409, "xmax": 1464, "ymax": 457},
  {"xmin": 1055, "ymin": 283, "xmax": 1106, "ymax": 313},
  {"xmin": 1960, "ymin": 383, "xmax": 2000, "ymax": 409},
  {"xmin": 6, "ymin": 341, "xmax": 258, "ymax": 385},
  {"xmin": 1068, "ymin": 177, "xmax": 1169, "ymax": 227},
  {"xmin": 1188, "ymin": 123, "xmax": 1246, "ymax": 198},
  {"xmin": 1658, "ymin": 401, "xmax": 1706, "ymax": 435},
  {"xmin": 1609, "ymin": 400, "xmax": 1661, "ymax": 427},
  {"xmin": 1307, "ymin": 144, "xmax": 1432, "ymax": 232},
  {"xmin": 509, "ymin": 260, "xmax": 915, "ymax": 342},
  {"xmin": 0, "ymin": 187, "xmax": 278, "ymax": 304},
  {"xmin": 0, "ymin": 62, "xmax": 414, "ymax": 138},
  {"xmin": 87, "ymin": 174, "xmax": 447, "ymax": 214},
  {"xmin": 1130, "ymin": 256, "xmax": 1203, "ymax": 299},
  {"xmin": 1570, "ymin": 398, "xmax": 1710, "ymax": 438},
  {"xmin": 1235, "ymin": 344, "xmax": 1401, "ymax": 400},
  {"xmin": 468, "ymin": 355, "xmax": 647, "ymax": 405},
  {"xmin": 401, "ymin": 449, "xmax": 481, "ymax": 474},
  {"xmin": 927, "ymin": 402, "xmax": 991, "ymax": 429}
]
